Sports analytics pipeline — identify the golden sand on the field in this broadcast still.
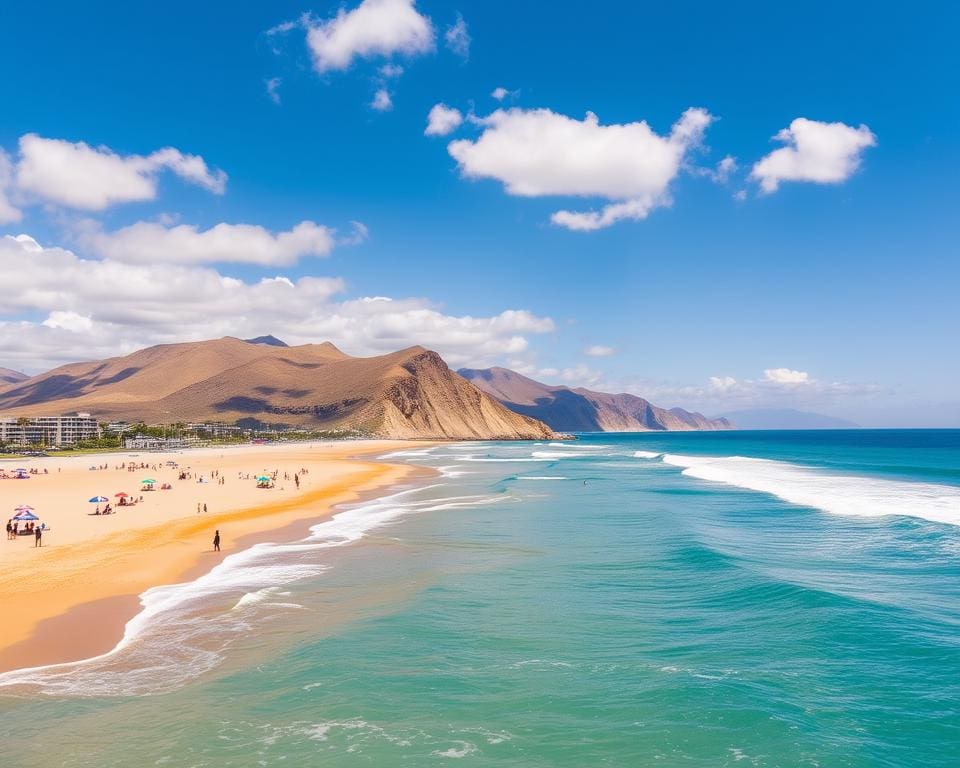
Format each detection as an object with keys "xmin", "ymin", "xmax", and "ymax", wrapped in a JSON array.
[{"xmin": 0, "ymin": 440, "xmax": 428, "ymax": 673}]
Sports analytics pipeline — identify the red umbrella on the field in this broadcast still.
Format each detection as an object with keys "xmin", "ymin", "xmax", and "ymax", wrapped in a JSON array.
[{"xmin": 114, "ymin": 492, "xmax": 129, "ymax": 498}]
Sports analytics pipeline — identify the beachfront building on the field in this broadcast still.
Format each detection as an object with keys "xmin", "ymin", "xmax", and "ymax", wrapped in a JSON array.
[
  {"xmin": 185, "ymin": 422, "xmax": 246, "ymax": 439},
  {"xmin": 0, "ymin": 412, "xmax": 101, "ymax": 447},
  {"xmin": 123, "ymin": 434, "xmax": 202, "ymax": 451}
]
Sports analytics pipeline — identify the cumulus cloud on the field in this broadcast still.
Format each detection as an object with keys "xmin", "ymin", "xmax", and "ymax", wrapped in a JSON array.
[
  {"xmin": 750, "ymin": 118, "xmax": 877, "ymax": 193},
  {"xmin": 305, "ymin": 0, "xmax": 434, "ymax": 73},
  {"xmin": 0, "ymin": 150, "xmax": 22, "ymax": 224},
  {"xmin": 763, "ymin": 367, "xmax": 809, "ymax": 384},
  {"xmin": 80, "ymin": 220, "xmax": 339, "ymax": 266},
  {"xmin": 425, "ymin": 103, "xmax": 464, "ymax": 136},
  {"xmin": 13, "ymin": 134, "xmax": 226, "ymax": 211},
  {"xmin": 0, "ymin": 234, "xmax": 554, "ymax": 372},
  {"xmin": 444, "ymin": 13, "xmax": 470, "ymax": 59},
  {"xmin": 371, "ymin": 88, "xmax": 393, "ymax": 111},
  {"xmin": 584, "ymin": 345, "xmax": 615, "ymax": 357},
  {"xmin": 491, "ymin": 87, "xmax": 510, "ymax": 101},
  {"xmin": 447, "ymin": 107, "xmax": 713, "ymax": 231}
]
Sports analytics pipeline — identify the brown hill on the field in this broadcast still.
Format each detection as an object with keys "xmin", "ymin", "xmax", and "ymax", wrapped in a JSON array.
[
  {"xmin": 0, "ymin": 338, "xmax": 555, "ymax": 440},
  {"xmin": 0, "ymin": 367, "xmax": 27, "ymax": 385},
  {"xmin": 458, "ymin": 367, "xmax": 732, "ymax": 432}
]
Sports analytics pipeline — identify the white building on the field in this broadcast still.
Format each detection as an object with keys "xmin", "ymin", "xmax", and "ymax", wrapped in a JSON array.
[
  {"xmin": 0, "ymin": 412, "xmax": 101, "ymax": 447},
  {"xmin": 123, "ymin": 435, "xmax": 201, "ymax": 451}
]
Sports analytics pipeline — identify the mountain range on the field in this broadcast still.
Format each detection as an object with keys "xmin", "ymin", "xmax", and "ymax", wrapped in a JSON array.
[
  {"xmin": 716, "ymin": 408, "xmax": 860, "ymax": 430},
  {"xmin": 459, "ymin": 367, "xmax": 732, "ymax": 432},
  {"xmin": 0, "ymin": 338, "xmax": 555, "ymax": 440},
  {"xmin": 0, "ymin": 367, "xmax": 27, "ymax": 385}
]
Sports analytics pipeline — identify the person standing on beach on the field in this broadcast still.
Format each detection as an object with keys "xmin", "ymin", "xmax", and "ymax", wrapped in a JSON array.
[
  {"xmin": 213, "ymin": 529, "xmax": 221, "ymax": 552},
  {"xmin": 34, "ymin": 526, "xmax": 42, "ymax": 547}
]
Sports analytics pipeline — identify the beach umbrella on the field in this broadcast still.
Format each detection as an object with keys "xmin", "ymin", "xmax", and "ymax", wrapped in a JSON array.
[
  {"xmin": 141, "ymin": 478, "xmax": 156, "ymax": 484},
  {"xmin": 14, "ymin": 504, "xmax": 34, "ymax": 513},
  {"xmin": 89, "ymin": 496, "xmax": 109, "ymax": 503},
  {"xmin": 256, "ymin": 475, "xmax": 271, "ymax": 481},
  {"xmin": 114, "ymin": 492, "xmax": 129, "ymax": 498},
  {"xmin": 12, "ymin": 510, "xmax": 39, "ymax": 521}
]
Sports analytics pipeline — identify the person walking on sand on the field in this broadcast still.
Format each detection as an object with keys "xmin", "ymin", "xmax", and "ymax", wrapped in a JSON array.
[
  {"xmin": 34, "ymin": 526, "xmax": 42, "ymax": 547},
  {"xmin": 213, "ymin": 529, "xmax": 221, "ymax": 552},
  {"xmin": 203, "ymin": 503, "xmax": 207, "ymax": 514}
]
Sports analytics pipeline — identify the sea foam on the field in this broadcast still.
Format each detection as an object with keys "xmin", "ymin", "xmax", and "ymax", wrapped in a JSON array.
[
  {"xmin": 658, "ymin": 453, "xmax": 960, "ymax": 526},
  {"xmin": 0, "ymin": 483, "xmax": 500, "ymax": 696}
]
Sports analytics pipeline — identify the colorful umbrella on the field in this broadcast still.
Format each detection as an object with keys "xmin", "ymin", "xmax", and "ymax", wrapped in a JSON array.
[
  {"xmin": 256, "ymin": 475, "xmax": 271, "ymax": 481},
  {"xmin": 12, "ymin": 510, "xmax": 39, "ymax": 521},
  {"xmin": 114, "ymin": 492, "xmax": 129, "ymax": 498},
  {"xmin": 89, "ymin": 496, "xmax": 109, "ymax": 503},
  {"xmin": 141, "ymin": 479, "xmax": 156, "ymax": 484},
  {"xmin": 14, "ymin": 504, "xmax": 34, "ymax": 513}
]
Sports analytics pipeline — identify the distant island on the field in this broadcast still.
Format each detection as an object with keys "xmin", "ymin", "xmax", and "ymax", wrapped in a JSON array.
[
  {"xmin": 716, "ymin": 408, "xmax": 860, "ymax": 430},
  {"xmin": 459, "ymin": 367, "xmax": 732, "ymax": 432}
]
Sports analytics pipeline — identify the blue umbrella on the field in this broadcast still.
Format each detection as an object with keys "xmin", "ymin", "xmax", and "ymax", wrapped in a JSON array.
[
  {"xmin": 12, "ymin": 510, "xmax": 39, "ymax": 521},
  {"xmin": 89, "ymin": 496, "xmax": 109, "ymax": 503}
]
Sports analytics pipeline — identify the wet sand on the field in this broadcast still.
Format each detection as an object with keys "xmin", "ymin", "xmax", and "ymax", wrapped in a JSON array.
[{"xmin": 0, "ymin": 440, "xmax": 432, "ymax": 673}]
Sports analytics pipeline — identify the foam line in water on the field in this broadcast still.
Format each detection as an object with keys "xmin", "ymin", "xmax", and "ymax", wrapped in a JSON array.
[
  {"xmin": 531, "ymin": 451, "xmax": 599, "ymax": 459},
  {"xmin": 634, "ymin": 450, "xmax": 663, "ymax": 459},
  {"xmin": 660, "ymin": 453, "xmax": 960, "ymax": 526},
  {"xmin": 0, "ymin": 483, "xmax": 501, "ymax": 696}
]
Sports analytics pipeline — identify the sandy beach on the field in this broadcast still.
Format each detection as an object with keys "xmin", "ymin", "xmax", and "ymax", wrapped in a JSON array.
[{"xmin": 0, "ymin": 440, "xmax": 431, "ymax": 673}]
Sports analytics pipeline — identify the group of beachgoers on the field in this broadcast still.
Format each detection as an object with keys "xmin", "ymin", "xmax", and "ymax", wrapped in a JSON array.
[
  {"xmin": 6, "ymin": 519, "xmax": 45, "ymax": 546},
  {"xmin": 1, "ymin": 468, "xmax": 48, "ymax": 478}
]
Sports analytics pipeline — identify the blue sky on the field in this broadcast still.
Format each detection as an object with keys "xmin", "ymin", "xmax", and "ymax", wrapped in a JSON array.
[{"xmin": 0, "ymin": 0, "xmax": 957, "ymax": 426}]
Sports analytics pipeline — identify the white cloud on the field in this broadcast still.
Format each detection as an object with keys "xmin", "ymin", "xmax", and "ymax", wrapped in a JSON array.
[
  {"xmin": 265, "ymin": 77, "xmax": 282, "ymax": 105},
  {"xmin": 371, "ymin": 88, "xmax": 393, "ymax": 111},
  {"xmin": 448, "ymin": 107, "xmax": 713, "ymax": 231},
  {"xmin": 305, "ymin": 0, "xmax": 434, "ymax": 73},
  {"xmin": 80, "ymin": 220, "xmax": 339, "ymax": 266},
  {"xmin": 0, "ymin": 149, "xmax": 22, "ymax": 224},
  {"xmin": 491, "ymin": 87, "xmax": 509, "ymax": 101},
  {"xmin": 763, "ymin": 367, "xmax": 809, "ymax": 384},
  {"xmin": 610, "ymin": 368, "xmax": 880, "ymax": 413},
  {"xmin": 693, "ymin": 154, "xmax": 737, "ymax": 184},
  {"xmin": 584, "ymin": 345, "xmax": 615, "ymax": 357},
  {"xmin": 0, "ymin": 234, "xmax": 554, "ymax": 372},
  {"xmin": 42, "ymin": 311, "xmax": 94, "ymax": 333},
  {"xmin": 508, "ymin": 361, "xmax": 604, "ymax": 388},
  {"xmin": 750, "ymin": 118, "xmax": 877, "ymax": 193},
  {"xmin": 425, "ymin": 103, "xmax": 463, "ymax": 136},
  {"xmin": 13, "ymin": 134, "xmax": 226, "ymax": 211},
  {"xmin": 444, "ymin": 13, "xmax": 470, "ymax": 59},
  {"xmin": 379, "ymin": 63, "xmax": 404, "ymax": 78}
]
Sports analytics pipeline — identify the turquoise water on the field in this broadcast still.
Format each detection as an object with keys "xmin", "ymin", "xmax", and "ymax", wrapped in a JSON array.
[{"xmin": 1, "ymin": 431, "xmax": 959, "ymax": 766}]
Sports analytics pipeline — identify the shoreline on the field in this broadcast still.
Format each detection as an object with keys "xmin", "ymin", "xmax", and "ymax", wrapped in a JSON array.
[{"xmin": 0, "ymin": 440, "xmax": 437, "ymax": 675}]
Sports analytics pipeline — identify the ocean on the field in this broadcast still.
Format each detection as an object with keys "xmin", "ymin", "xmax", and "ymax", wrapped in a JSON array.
[{"xmin": 1, "ymin": 430, "xmax": 958, "ymax": 767}]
